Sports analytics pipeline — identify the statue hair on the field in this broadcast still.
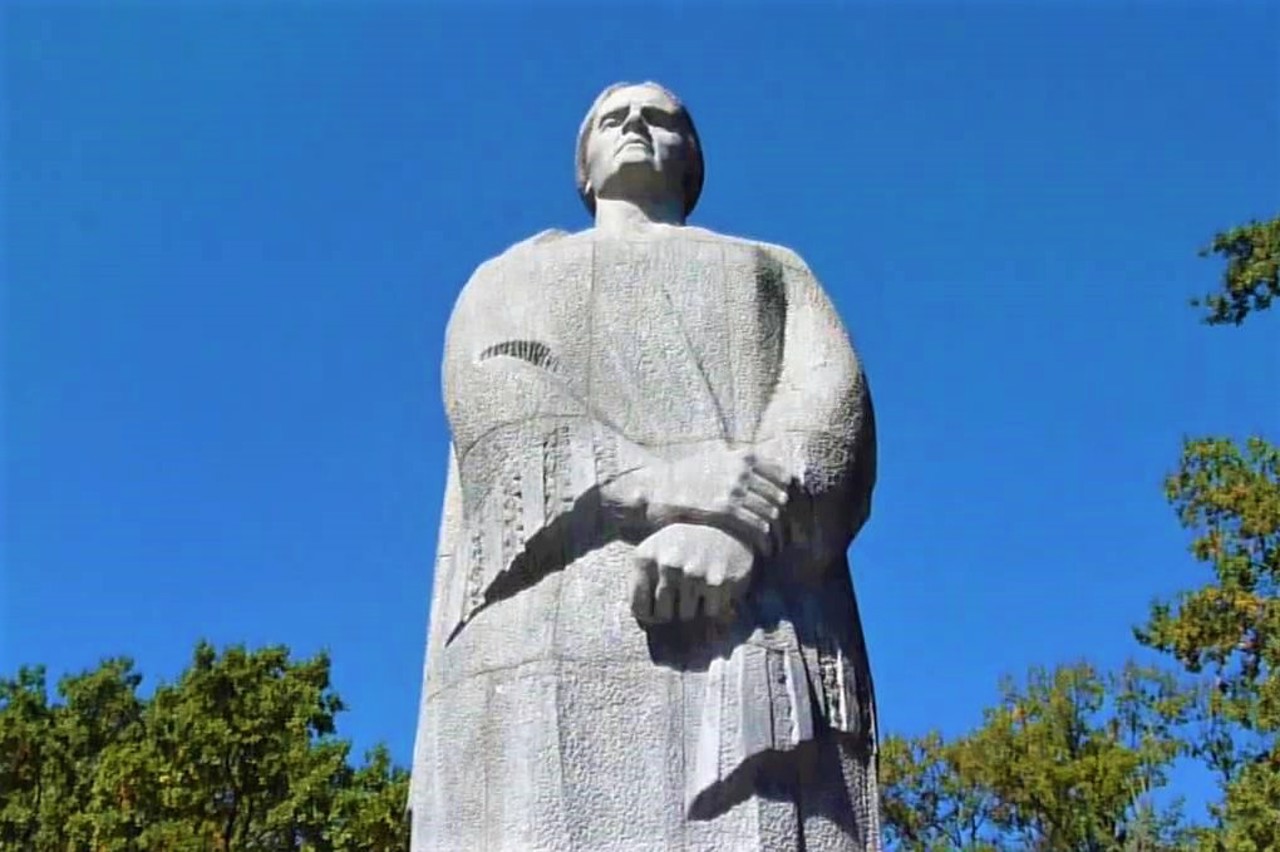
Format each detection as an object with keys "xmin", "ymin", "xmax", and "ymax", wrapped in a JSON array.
[{"xmin": 575, "ymin": 81, "xmax": 705, "ymax": 218}]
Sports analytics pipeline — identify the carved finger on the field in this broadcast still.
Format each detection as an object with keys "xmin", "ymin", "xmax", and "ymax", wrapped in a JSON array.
[
  {"xmin": 749, "ymin": 456, "xmax": 791, "ymax": 492},
  {"xmin": 740, "ymin": 491, "xmax": 786, "ymax": 554},
  {"xmin": 701, "ymin": 562, "xmax": 726, "ymax": 620},
  {"xmin": 652, "ymin": 566, "xmax": 678, "ymax": 623},
  {"xmin": 727, "ymin": 507, "xmax": 774, "ymax": 556},
  {"xmin": 719, "ymin": 577, "xmax": 750, "ymax": 618},
  {"xmin": 630, "ymin": 558, "xmax": 657, "ymax": 623},
  {"xmin": 740, "ymin": 490, "xmax": 781, "ymax": 524},
  {"xmin": 745, "ymin": 475, "xmax": 789, "ymax": 509},
  {"xmin": 701, "ymin": 586, "xmax": 724, "ymax": 620},
  {"xmin": 678, "ymin": 575, "xmax": 702, "ymax": 622}
]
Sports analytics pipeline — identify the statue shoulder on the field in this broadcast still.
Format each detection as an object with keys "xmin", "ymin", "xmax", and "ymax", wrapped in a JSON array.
[
  {"xmin": 469, "ymin": 229, "xmax": 570, "ymax": 274},
  {"xmin": 495, "ymin": 228, "xmax": 572, "ymax": 262},
  {"xmin": 747, "ymin": 239, "xmax": 814, "ymax": 276},
  {"xmin": 681, "ymin": 226, "xmax": 814, "ymax": 275},
  {"xmin": 460, "ymin": 229, "xmax": 571, "ymax": 301}
]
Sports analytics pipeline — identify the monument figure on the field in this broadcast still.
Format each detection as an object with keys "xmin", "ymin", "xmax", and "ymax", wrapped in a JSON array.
[{"xmin": 410, "ymin": 81, "xmax": 883, "ymax": 851}]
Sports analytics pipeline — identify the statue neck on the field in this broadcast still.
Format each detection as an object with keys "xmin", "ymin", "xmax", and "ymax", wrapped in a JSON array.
[{"xmin": 593, "ymin": 196, "xmax": 685, "ymax": 235}]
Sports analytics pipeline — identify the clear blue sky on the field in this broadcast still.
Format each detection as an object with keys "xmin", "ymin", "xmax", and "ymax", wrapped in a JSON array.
[{"xmin": 4, "ymin": 1, "xmax": 1277, "ymax": 785}]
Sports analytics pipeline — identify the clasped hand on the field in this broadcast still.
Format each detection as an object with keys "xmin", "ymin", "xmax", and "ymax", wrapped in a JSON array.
[
  {"xmin": 641, "ymin": 449, "xmax": 790, "ymax": 557},
  {"xmin": 631, "ymin": 449, "xmax": 791, "ymax": 625}
]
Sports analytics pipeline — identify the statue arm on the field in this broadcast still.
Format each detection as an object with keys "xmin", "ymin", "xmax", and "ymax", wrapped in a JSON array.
[
  {"xmin": 607, "ymin": 255, "xmax": 877, "ymax": 624},
  {"xmin": 410, "ymin": 444, "xmax": 462, "ymax": 816},
  {"xmin": 423, "ymin": 445, "xmax": 464, "ymax": 655},
  {"xmin": 438, "ymin": 246, "xmax": 864, "ymax": 632},
  {"xmin": 443, "ymin": 255, "xmax": 783, "ymax": 557},
  {"xmin": 751, "ymin": 251, "xmax": 877, "ymax": 577}
]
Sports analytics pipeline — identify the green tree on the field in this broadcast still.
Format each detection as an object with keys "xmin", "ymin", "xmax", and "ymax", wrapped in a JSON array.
[
  {"xmin": 0, "ymin": 659, "xmax": 147, "ymax": 849},
  {"xmin": 880, "ymin": 663, "xmax": 1191, "ymax": 851},
  {"xmin": 881, "ymin": 214, "xmax": 1280, "ymax": 850},
  {"xmin": 1193, "ymin": 218, "xmax": 1280, "ymax": 326},
  {"xmin": 0, "ymin": 666, "xmax": 61, "ymax": 849},
  {"xmin": 1136, "ymin": 214, "xmax": 1280, "ymax": 851},
  {"xmin": 0, "ymin": 643, "xmax": 409, "ymax": 851}
]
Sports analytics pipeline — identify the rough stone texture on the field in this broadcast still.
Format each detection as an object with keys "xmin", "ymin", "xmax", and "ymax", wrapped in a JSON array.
[{"xmin": 411, "ymin": 84, "xmax": 882, "ymax": 852}]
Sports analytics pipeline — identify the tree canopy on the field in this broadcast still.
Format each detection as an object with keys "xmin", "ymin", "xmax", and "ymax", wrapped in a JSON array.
[
  {"xmin": 3, "ymin": 215, "xmax": 1275, "ymax": 851},
  {"xmin": 0, "ymin": 643, "xmax": 408, "ymax": 851},
  {"xmin": 880, "ymin": 214, "xmax": 1279, "ymax": 851}
]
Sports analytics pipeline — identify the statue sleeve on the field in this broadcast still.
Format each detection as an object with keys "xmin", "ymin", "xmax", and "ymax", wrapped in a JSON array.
[
  {"xmin": 753, "ymin": 251, "xmax": 877, "ymax": 577},
  {"xmin": 409, "ymin": 444, "xmax": 462, "ymax": 819},
  {"xmin": 438, "ymin": 257, "xmax": 661, "ymax": 637}
]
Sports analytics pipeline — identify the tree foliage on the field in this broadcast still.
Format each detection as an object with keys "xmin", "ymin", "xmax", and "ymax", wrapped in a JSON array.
[
  {"xmin": 4, "ymin": 215, "xmax": 1276, "ymax": 850},
  {"xmin": 1137, "ymin": 215, "xmax": 1280, "ymax": 849},
  {"xmin": 0, "ymin": 643, "xmax": 409, "ymax": 851},
  {"xmin": 1136, "ymin": 436, "xmax": 1279, "ymax": 847},
  {"xmin": 882, "ymin": 214, "xmax": 1279, "ymax": 850},
  {"xmin": 1194, "ymin": 217, "xmax": 1280, "ymax": 326},
  {"xmin": 881, "ymin": 663, "xmax": 1191, "ymax": 851}
]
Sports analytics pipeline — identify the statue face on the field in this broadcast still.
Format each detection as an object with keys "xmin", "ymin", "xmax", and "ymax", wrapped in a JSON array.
[{"xmin": 583, "ymin": 84, "xmax": 690, "ymax": 206}]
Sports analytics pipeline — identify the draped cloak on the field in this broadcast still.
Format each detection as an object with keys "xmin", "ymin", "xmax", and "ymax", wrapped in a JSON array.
[{"xmin": 409, "ymin": 227, "xmax": 882, "ymax": 852}]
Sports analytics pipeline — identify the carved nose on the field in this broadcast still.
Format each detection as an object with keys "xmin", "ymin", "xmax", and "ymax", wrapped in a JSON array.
[{"xmin": 622, "ymin": 110, "xmax": 649, "ymax": 136}]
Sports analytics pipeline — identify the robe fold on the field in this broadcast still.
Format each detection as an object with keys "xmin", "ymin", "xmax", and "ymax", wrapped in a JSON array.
[{"xmin": 410, "ymin": 227, "xmax": 882, "ymax": 851}]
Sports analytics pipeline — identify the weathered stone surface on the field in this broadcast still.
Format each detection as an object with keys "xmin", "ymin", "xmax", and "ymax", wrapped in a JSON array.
[{"xmin": 411, "ymin": 82, "xmax": 882, "ymax": 851}]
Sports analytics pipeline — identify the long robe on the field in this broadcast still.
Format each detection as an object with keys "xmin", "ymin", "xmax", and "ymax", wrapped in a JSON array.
[{"xmin": 410, "ymin": 226, "xmax": 882, "ymax": 851}]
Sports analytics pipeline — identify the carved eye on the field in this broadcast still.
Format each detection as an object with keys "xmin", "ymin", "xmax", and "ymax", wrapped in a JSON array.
[{"xmin": 644, "ymin": 109, "xmax": 677, "ymax": 130}]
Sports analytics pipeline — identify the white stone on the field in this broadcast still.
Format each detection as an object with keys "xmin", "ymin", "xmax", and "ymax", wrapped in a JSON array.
[{"xmin": 411, "ymin": 82, "xmax": 882, "ymax": 851}]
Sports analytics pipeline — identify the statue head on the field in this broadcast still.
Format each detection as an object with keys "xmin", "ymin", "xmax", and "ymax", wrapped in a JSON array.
[{"xmin": 575, "ymin": 81, "xmax": 704, "ymax": 220}]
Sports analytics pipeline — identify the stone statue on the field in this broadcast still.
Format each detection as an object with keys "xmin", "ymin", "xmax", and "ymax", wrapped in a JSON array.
[{"xmin": 410, "ymin": 82, "xmax": 882, "ymax": 851}]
